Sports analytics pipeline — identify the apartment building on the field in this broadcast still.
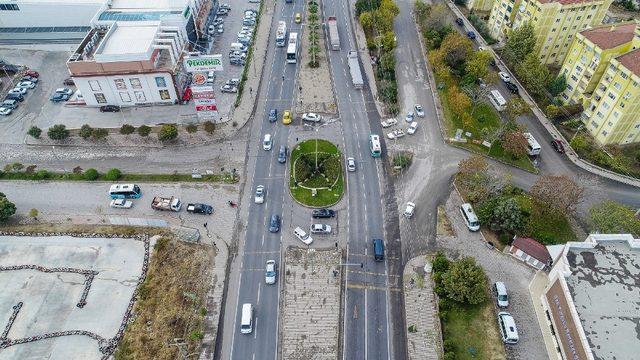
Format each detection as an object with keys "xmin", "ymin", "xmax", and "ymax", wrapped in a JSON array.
[{"xmin": 488, "ymin": 0, "xmax": 612, "ymax": 65}]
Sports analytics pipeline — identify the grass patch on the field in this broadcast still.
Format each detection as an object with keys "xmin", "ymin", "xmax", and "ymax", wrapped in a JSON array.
[
  {"xmin": 0, "ymin": 223, "xmax": 167, "ymax": 236},
  {"xmin": 0, "ymin": 170, "xmax": 237, "ymax": 183},
  {"xmin": 289, "ymin": 139, "xmax": 344, "ymax": 207},
  {"xmin": 115, "ymin": 237, "xmax": 214, "ymax": 360}
]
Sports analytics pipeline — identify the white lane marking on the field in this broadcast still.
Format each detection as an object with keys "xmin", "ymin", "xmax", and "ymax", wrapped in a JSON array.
[
  {"xmin": 257, "ymin": 282, "xmax": 262, "ymax": 304},
  {"xmin": 254, "ymin": 316, "xmax": 258, "ymax": 339},
  {"xmin": 261, "ymin": 233, "xmax": 265, "ymax": 246},
  {"xmin": 364, "ymin": 278, "xmax": 368, "ymax": 360},
  {"xmin": 229, "ymin": 271, "xmax": 243, "ymax": 359}
]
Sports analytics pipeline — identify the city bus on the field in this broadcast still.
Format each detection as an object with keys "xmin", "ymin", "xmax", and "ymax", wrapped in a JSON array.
[
  {"xmin": 109, "ymin": 184, "xmax": 142, "ymax": 199},
  {"xmin": 286, "ymin": 32, "xmax": 298, "ymax": 64},
  {"xmin": 488, "ymin": 89, "xmax": 506, "ymax": 112},
  {"xmin": 369, "ymin": 134, "xmax": 381, "ymax": 157},
  {"xmin": 275, "ymin": 21, "xmax": 287, "ymax": 47}
]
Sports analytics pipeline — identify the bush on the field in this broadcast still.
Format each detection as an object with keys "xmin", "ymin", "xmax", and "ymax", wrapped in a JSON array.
[
  {"xmin": 105, "ymin": 168, "xmax": 122, "ymax": 181},
  {"xmin": 83, "ymin": 168, "xmax": 99, "ymax": 180},
  {"xmin": 203, "ymin": 121, "xmax": 215, "ymax": 134},
  {"xmin": 11, "ymin": 163, "xmax": 23, "ymax": 172},
  {"xmin": 158, "ymin": 124, "xmax": 178, "ymax": 141},
  {"xmin": 48, "ymin": 124, "xmax": 70, "ymax": 140},
  {"xmin": 0, "ymin": 192, "xmax": 16, "ymax": 223},
  {"xmin": 27, "ymin": 126, "xmax": 42, "ymax": 139},
  {"xmin": 91, "ymin": 128, "xmax": 109, "ymax": 140},
  {"xmin": 186, "ymin": 124, "xmax": 198, "ymax": 133},
  {"xmin": 34, "ymin": 170, "xmax": 48, "ymax": 180},
  {"xmin": 25, "ymin": 165, "xmax": 36, "ymax": 173},
  {"xmin": 120, "ymin": 124, "xmax": 135, "ymax": 135},
  {"xmin": 137, "ymin": 125, "xmax": 152, "ymax": 137},
  {"xmin": 79, "ymin": 124, "xmax": 93, "ymax": 139}
]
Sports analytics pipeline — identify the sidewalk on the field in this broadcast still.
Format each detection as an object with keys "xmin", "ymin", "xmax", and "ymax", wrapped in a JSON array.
[
  {"xmin": 529, "ymin": 271, "xmax": 559, "ymax": 360},
  {"xmin": 445, "ymin": 0, "xmax": 640, "ymax": 189}
]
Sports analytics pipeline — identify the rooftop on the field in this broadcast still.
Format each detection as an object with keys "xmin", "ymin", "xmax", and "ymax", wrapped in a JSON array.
[
  {"xmin": 513, "ymin": 237, "xmax": 551, "ymax": 263},
  {"xmin": 97, "ymin": 24, "xmax": 158, "ymax": 55},
  {"xmin": 564, "ymin": 238, "xmax": 640, "ymax": 360},
  {"xmin": 616, "ymin": 48, "xmax": 640, "ymax": 76},
  {"xmin": 537, "ymin": 0, "xmax": 604, "ymax": 5},
  {"xmin": 109, "ymin": 0, "xmax": 188, "ymax": 10},
  {"xmin": 581, "ymin": 22, "xmax": 638, "ymax": 50}
]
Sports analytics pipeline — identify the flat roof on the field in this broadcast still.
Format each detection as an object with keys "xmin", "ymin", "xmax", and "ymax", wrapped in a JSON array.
[
  {"xmin": 99, "ymin": 24, "xmax": 157, "ymax": 55},
  {"xmin": 109, "ymin": 0, "xmax": 188, "ymax": 10},
  {"xmin": 15, "ymin": 0, "xmax": 106, "ymax": 4},
  {"xmin": 564, "ymin": 239, "xmax": 640, "ymax": 360}
]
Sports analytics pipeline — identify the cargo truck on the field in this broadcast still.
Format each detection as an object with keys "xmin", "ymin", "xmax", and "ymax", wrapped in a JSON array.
[
  {"xmin": 151, "ymin": 196, "xmax": 182, "ymax": 212},
  {"xmin": 348, "ymin": 51, "xmax": 364, "ymax": 89},
  {"xmin": 327, "ymin": 16, "xmax": 340, "ymax": 50}
]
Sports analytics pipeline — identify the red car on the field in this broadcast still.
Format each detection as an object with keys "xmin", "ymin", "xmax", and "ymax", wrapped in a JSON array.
[
  {"xmin": 551, "ymin": 139, "xmax": 565, "ymax": 153},
  {"xmin": 182, "ymin": 87, "xmax": 192, "ymax": 101},
  {"xmin": 25, "ymin": 69, "xmax": 39, "ymax": 78}
]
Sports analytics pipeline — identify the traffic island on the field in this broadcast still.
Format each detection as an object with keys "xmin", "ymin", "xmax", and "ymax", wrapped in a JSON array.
[{"xmin": 289, "ymin": 139, "xmax": 344, "ymax": 207}]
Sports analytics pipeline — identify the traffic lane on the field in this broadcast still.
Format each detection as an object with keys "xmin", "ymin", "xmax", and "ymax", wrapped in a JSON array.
[
  {"xmin": 232, "ymin": 268, "xmax": 264, "ymax": 360},
  {"xmin": 344, "ymin": 287, "xmax": 366, "ymax": 360},
  {"xmin": 366, "ymin": 287, "xmax": 390, "ymax": 360}
]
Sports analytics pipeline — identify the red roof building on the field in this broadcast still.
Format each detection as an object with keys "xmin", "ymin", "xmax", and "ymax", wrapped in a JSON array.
[{"xmin": 509, "ymin": 237, "xmax": 552, "ymax": 270}]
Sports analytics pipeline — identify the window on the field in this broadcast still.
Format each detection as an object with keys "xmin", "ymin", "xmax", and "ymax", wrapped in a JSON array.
[
  {"xmin": 562, "ymin": 27, "xmax": 567, "ymax": 31},
  {"xmin": 587, "ymin": 14, "xmax": 592, "ymax": 19},
  {"xmin": 94, "ymin": 93, "xmax": 107, "ymax": 104},
  {"xmin": 597, "ymin": 111, "xmax": 604, "ymax": 118},
  {"xmin": 130, "ymin": 78, "xmax": 142, "ymax": 89},
  {"xmin": 576, "ymin": 65, "xmax": 583, "ymax": 73},
  {"xmin": 624, "ymin": 92, "xmax": 631, "ymax": 99},
  {"xmin": 567, "ymin": 84, "xmax": 574, "ymax": 90},
  {"xmin": 602, "ymin": 102, "xmax": 610, "ymax": 110},
  {"xmin": 119, "ymin": 92, "xmax": 131, "ymax": 102},
  {"xmin": 562, "ymin": 93, "xmax": 569, "ymax": 100},
  {"xmin": 607, "ymin": 92, "xmax": 616, "ymax": 101},
  {"xmin": 609, "ymin": 64, "xmax": 616, "ymax": 71},
  {"xmin": 552, "ymin": 28, "xmax": 557, "ymax": 32},
  {"xmin": 607, "ymin": 121, "xmax": 613, "ymax": 127},
  {"xmin": 155, "ymin": 76, "xmax": 167, "ymax": 88},
  {"xmin": 134, "ymin": 91, "xmax": 147, "ymax": 102},
  {"xmin": 602, "ymin": 130, "xmax": 608, "ymax": 136},
  {"xmin": 556, "ymin": 18, "xmax": 560, "ymax": 22},
  {"xmin": 577, "ymin": 16, "xmax": 581, "ymax": 20},
  {"xmin": 89, "ymin": 80, "xmax": 101, "ymax": 91},
  {"xmin": 114, "ymin": 79, "xmax": 127, "ymax": 90},
  {"xmin": 613, "ymin": 111, "xmax": 619, "ymax": 118},
  {"xmin": 554, "ymin": 44, "xmax": 560, "ymax": 49},
  {"xmin": 591, "ymin": 121, "xmax": 599, "ymax": 128},
  {"xmin": 620, "ymin": 102, "xmax": 625, "ymax": 108},
  {"xmin": 591, "ymin": 5, "xmax": 596, "ymax": 9},
  {"xmin": 635, "ymin": 124, "xmax": 640, "ymax": 129},
  {"xmin": 571, "ymin": 75, "xmax": 578, "ymax": 82},
  {"xmin": 551, "ymin": 52, "xmax": 557, "ymax": 57},
  {"xmin": 633, "ymin": 81, "xmax": 638, "ymax": 87},
  {"xmin": 614, "ymin": 82, "xmax": 621, "ymax": 90},
  {"xmin": 621, "ymin": 72, "xmax": 628, "ymax": 79},
  {"xmin": 159, "ymin": 89, "xmax": 170, "ymax": 100},
  {"xmin": 0, "ymin": 4, "xmax": 20, "ymax": 10}
]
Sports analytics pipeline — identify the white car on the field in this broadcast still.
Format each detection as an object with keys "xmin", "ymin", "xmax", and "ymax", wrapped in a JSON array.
[
  {"xmin": 381, "ymin": 118, "xmax": 397, "ymax": 128},
  {"xmin": 265, "ymin": 260, "xmax": 277, "ymax": 284},
  {"xmin": 414, "ymin": 104, "xmax": 424, "ymax": 117},
  {"xmin": 294, "ymin": 227, "xmax": 313, "ymax": 245},
  {"xmin": 217, "ymin": 24, "xmax": 224, "ymax": 34},
  {"xmin": 110, "ymin": 199, "xmax": 133, "ymax": 209},
  {"xmin": 347, "ymin": 157, "xmax": 356, "ymax": 172},
  {"xmin": 310, "ymin": 223, "xmax": 332, "ymax": 234},
  {"xmin": 254, "ymin": 185, "xmax": 265, "ymax": 204},
  {"xmin": 478, "ymin": 46, "xmax": 485, "ymax": 51},
  {"xmin": 403, "ymin": 202, "xmax": 416, "ymax": 218},
  {"xmin": 405, "ymin": 112, "xmax": 414, "ymax": 122},
  {"xmin": 302, "ymin": 113, "xmax": 321, "ymax": 122},
  {"xmin": 387, "ymin": 129, "xmax": 405, "ymax": 139},
  {"xmin": 238, "ymin": 30, "xmax": 253, "ymax": 38},
  {"xmin": 221, "ymin": 84, "xmax": 238, "ymax": 93},
  {"xmin": 55, "ymin": 88, "xmax": 74, "ymax": 96},
  {"xmin": 499, "ymin": 71, "xmax": 511, "ymax": 83},
  {"xmin": 0, "ymin": 107, "xmax": 12, "ymax": 116},
  {"xmin": 407, "ymin": 121, "xmax": 418, "ymax": 135},
  {"xmin": 17, "ymin": 81, "xmax": 36, "ymax": 89},
  {"xmin": 9, "ymin": 87, "xmax": 27, "ymax": 95}
]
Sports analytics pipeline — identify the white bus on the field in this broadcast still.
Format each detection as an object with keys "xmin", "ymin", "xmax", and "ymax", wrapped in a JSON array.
[
  {"xmin": 523, "ymin": 132, "xmax": 541, "ymax": 156},
  {"xmin": 489, "ymin": 89, "xmax": 506, "ymax": 111},
  {"xmin": 109, "ymin": 184, "xmax": 142, "ymax": 199},
  {"xmin": 369, "ymin": 134, "xmax": 381, "ymax": 157},
  {"xmin": 275, "ymin": 21, "xmax": 287, "ymax": 47},
  {"xmin": 286, "ymin": 32, "xmax": 298, "ymax": 64}
]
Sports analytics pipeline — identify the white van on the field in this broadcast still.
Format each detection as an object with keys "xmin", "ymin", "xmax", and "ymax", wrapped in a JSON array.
[
  {"xmin": 488, "ymin": 89, "xmax": 506, "ymax": 111},
  {"xmin": 523, "ymin": 132, "xmax": 541, "ymax": 156},
  {"xmin": 263, "ymin": 134, "xmax": 272, "ymax": 151},
  {"xmin": 460, "ymin": 203, "xmax": 480, "ymax": 231},
  {"xmin": 497, "ymin": 312, "xmax": 519, "ymax": 344},
  {"xmin": 240, "ymin": 303, "xmax": 253, "ymax": 334}
]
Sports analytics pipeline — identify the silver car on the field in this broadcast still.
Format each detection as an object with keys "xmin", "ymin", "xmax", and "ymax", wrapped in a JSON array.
[
  {"xmin": 265, "ymin": 260, "xmax": 277, "ymax": 284},
  {"xmin": 310, "ymin": 223, "xmax": 332, "ymax": 234},
  {"xmin": 347, "ymin": 157, "xmax": 356, "ymax": 172}
]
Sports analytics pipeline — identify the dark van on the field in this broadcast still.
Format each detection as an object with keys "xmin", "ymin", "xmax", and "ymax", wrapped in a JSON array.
[{"xmin": 372, "ymin": 239, "xmax": 384, "ymax": 261}]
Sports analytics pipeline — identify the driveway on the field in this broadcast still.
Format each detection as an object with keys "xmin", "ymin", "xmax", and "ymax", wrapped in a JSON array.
[{"xmin": 437, "ymin": 189, "xmax": 547, "ymax": 360}]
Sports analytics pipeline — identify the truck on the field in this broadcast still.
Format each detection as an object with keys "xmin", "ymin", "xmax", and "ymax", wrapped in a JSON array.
[
  {"xmin": 275, "ymin": 21, "xmax": 287, "ymax": 47},
  {"xmin": 347, "ymin": 51, "xmax": 364, "ymax": 89},
  {"xmin": 151, "ymin": 196, "xmax": 182, "ymax": 212},
  {"xmin": 186, "ymin": 203, "xmax": 214, "ymax": 214},
  {"xmin": 327, "ymin": 16, "xmax": 340, "ymax": 50}
]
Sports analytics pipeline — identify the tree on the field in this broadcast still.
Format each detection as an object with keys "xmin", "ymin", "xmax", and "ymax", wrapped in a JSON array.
[
  {"xmin": 380, "ymin": 31, "xmax": 397, "ymax": 51},
  {"xmin": 158, "ymin": 124, "xmax": 178, "ymax": 142},
  {"xmin": 203, "ymin": 121, "xmax": 215, "ymax": 134},
  {"xmin": 547, "ymin": 74, "xmax": 567, "ymax": 97},
  {"xmin": 502, "ymin": 131, "xmax": 529, "ymax": 159},
  {"xmin": 478, "ymin": 196, "xmax": 524, "ymax": 233},
  {"xmin": 589, "ymin": 200, "xmax": 640, "ymax": 237},
  {"xmin": 441, "ymin": 257, "xmax": 488, "ymax": 305},
  {"xmin": 83, "ymin": 168, "xmax": 99, "ymax": 181},
  {"xmin": 120, "ymin": 124, "xmax": 135, "ymax": 135},
  {"xmin": 503, "ymin": 22, "xmax": 536, "ymax": 65},
  {"xmin": 447, "ymin": 86, "xmax": 471, "ymax": 120},
  {"xmin": 505, "ymin": 97, "xmax": 529, "ymax": 122},
  {"xmin": 137, "ymin": 125, "xmax": 152, "ymax": 137},
  {"xmin": 379, "ymin": 0, "xmax": 399, "ymax": 16},
  {"xmin": 0, "ymin": 193, "xmax": 16, "ymax": 223},
  {"xmin": 457, "ymin": 155, "xmax": 493, "ymax": 202},
  {"xmin": 105, "ymin": 168, "xmax": 122, "ymax": 181},
  {"xmin": 79, "ymin": 124, "xmax": 93, "ymax": 139},
  {"xmin": 423, "ymin": 4, "xmax": 449, "ymax": 33},
  {"xmin": 186, "ymin": 124, "xmax": 198, "ymax": 133},
  {"xmin": 27, "ymin": 126, "xmax": 42, "ymax": 139},
  {"xmin": 359, "ymin": 11, "xmax": 374, "ymax": 34},
  {"xmin": 91, "ymin": 128, "xmax": 109, "ymax": 140},
  {"xmin": 516, "ymin": 53, "xmax": 551, "ymax": 99},
  {"xmin": 530, "ymin": 175, "xmax": 584, "ymax": 216},
  {"xmin": 464, "ymin": 50, "xmax": 492, "ymax": 83},
  {"xmin": 355, "ymin": 0, "xmax": 381, "ymax": 16},
  {"xmin": 47, "ymin": 124, "xmax": 69, "ymax": 140},
  {"xmin": 29, "ymin": 208, "xmax": 38, "ymax": 220},
  {"xmin": 440, "ymin": 32, "xmax": 473, "ymax": 70}
]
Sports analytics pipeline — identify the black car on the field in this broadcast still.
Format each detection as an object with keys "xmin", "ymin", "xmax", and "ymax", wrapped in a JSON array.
[
  {"xmin": 100, "ymin": 105, "xmax": 121, "ymax": 112},
  {"xmin": 63, "ymin": 78, "xmax": 75, "ymax": 86},
  {"xmin": 505, "ymin": 81, "xmax": 519, "ymax": 94},
  {"xmin": 186, "ymin": 203, "xmax": 214, "ymax": 214},
  {"xmin": 489, "ymin": 59, "xmax": 497, "ymax": 68},
  {"xmin": 312, "ymin": 209, "xmax": 335, "ymax": 218},
  {"xmin": 5, "ymin": 93, "xmax": 24, "ymax": 102},
  {"xmin": 269, "ymin": 214, "xmax": 281, "ymax": 233},
  {"xmin": 455, "ymin": 18, "xmax": 464, "ymax": 26}
]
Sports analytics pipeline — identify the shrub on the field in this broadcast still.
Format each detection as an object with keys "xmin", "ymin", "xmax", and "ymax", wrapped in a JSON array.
[
  {"xmin": 203, "ymin": 121, "xmax": 215, "ymax": 134},
  {"xmin": 105, "ymin": 168, "xmax": 122, "ymax": 181},
  {"xmin": 73, "ymin": 166, "xmax": 83, "ymax": 174},
  {"xmin": 48, "ymin": 124, "xmax": 70, "ymax": 140},
  {"xmin": 186, "ymin": 124, "xmax": 198, "ymax": 133},
  {"xmin": 91, "ymin": 128, "xmax": 109, "ymax": 140},
  {"xmin": 79, "ymin": 124, "xmax": 93, "ymax": 139},
  {"xmin": 120, "ymin": 124, "xmax": 135, "ymax": 135},
  {"xmin": 11, "ymin": 163, "xmax": 23, "ymax": 172},
  {"xmin": 0, "ymin": 193, "xmax": 17, "ymax": 223},
  {"xmin": 137, "ymin": 125, "xmax": 152, "ymax": 137},
  {"xmin": 83, "ymin": 168, "xmax": 99, "ymax": 180},
  {"xmin": 25, "ymin": 165, "xmax": 37, "ymax": 173},
  {"xmin": 158, "ymin": 124, "xmax": 178, "ymax": 141},
  {"xmin": 27, "ymin": 126, "xmax": 42, "ymax": 139},
  {"xmin": 34, "ymin": 170, "xmax": 48, "ymax": 180},
  {"xmin": 29, "ymin": 208, "xmax": 38, "ymax": 219}
]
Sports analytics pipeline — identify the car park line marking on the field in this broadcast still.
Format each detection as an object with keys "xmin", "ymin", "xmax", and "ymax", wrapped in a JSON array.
[{"xmin": 261, "ymin": 234, "xmax": 265, "ymax": 246}]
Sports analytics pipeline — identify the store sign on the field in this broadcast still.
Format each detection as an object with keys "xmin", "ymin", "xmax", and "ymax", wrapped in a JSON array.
[
  {"xmin": 184, "ymin": 55, "xmax": 223, "ymax": 72},
  {"xmin": 192, "ymin": 85, "xmax": 218, "ymax": 119},
  {"xmin": 192, "ymin": 72, "xmax": 207, "ymax": 85}
]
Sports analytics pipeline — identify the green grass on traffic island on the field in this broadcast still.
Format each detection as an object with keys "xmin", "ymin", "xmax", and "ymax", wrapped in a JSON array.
[{"xmin": 289, "ymin": 139, "xmax": 344, "ymax": 207}]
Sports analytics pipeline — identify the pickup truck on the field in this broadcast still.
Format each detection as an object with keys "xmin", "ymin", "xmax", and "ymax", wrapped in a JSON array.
[
  {"xmin": 387, "ymin": 129, "xmax": 406, "ymax": 139},
  {"xmin": 187, "ymin": 203, "xmax": 213, "ymax": 214},
  {"xmin": 381, "ymin": 118, "xmax": 397, "ymax": 128},
  {"xmin": 151, "ymin": 196, "xmax": 182, "ymax": 212}
]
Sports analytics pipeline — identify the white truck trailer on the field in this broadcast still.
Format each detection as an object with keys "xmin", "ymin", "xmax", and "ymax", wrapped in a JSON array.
[{"xmin": 348, "ymin": 51, "xmax": 364, "ymax": 89}]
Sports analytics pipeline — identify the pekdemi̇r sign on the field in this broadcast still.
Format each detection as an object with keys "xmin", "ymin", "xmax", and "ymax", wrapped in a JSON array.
[{"xmin": 183, "ymin": 55, "xmax": 223, "ymax": 72}]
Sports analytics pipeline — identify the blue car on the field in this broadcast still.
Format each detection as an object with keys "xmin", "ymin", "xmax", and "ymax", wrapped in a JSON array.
[
  {"xmin": 269, "ymin": 214, "xmax": 281, "ymax": 233},
  {"xmin": 268, "ymin": 108, "xmax": 277, "ymax": 122},
  {"xmin": 467, "ymin": 31, "xmax": 476, "ymax": 40},
  {"xmin": 50, "ymin": 93, "xmax": 70, "ymax": 102}
]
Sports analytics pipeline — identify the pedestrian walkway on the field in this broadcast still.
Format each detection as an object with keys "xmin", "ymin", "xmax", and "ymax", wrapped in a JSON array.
[
  {"xmin": 199, "ymin": 239, "xmax": 229, "ymax": 360},
  {"xmin": 403, "ymin": 256, "xmax": 443, "ymax": 360},
  {"xmin": 529, "ymin": 271, "xmax": 558, "ymax": 360}
]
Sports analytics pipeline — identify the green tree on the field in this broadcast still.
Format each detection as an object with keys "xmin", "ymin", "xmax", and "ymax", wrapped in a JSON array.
[
  {"xmin": 478, "ymin": 196, "xmax": 524, "ymax": 232},
  {"xmin": 441, "ymin": 257, "xmax": 488, "ymax": 305},
  {"xmin": 137, "ymin": 125, "xmax": 152, "ymax": 137},
  {"xmin": 29, "ymin": 208, "xmax": 38, "ymax": 220},
  {"xmin": 79, "ymin": 124, "xmax": 93, "ymax": 139},
  {"xmin": 516, "ymin": 53, "xmax": 551, "ymax": 99},
  {"xmin": 503, "ymin": 22, "xmax": 536, "ymax": 65},
  {"xmin": 355, "ymin": 0, "xmax": 381, "ymax": 16},
  {"xmin": 83, "ymin": 168, "xmax": 99, "ymax": 180},
  {"xmin": 589, "ymin": 200, "xmax": 640, "ymax": 237},
  {"xmin": 105, "ymin": 168, "xmax": 122, "ymax": 181},
  {"xmin": 456, "ymin": 155, "xmax": 493, "ymax": 203},
  {"xmin": 547, "ymin": 74, "xmax": 567, "ymax": 97},
  {"xmin": 379, "ymin": 0, "xmax": 399, "ymax": 16},
  {"xmin": 120, "ymin": 124, "xmax": 135, "ymax": 135},
  {"xmin": 464, "ymin": 50, "xmax": 492, "ymax": 83},
  {"xmin": 158, "ymin": 124, "xmax": 178, "ymax": 142},
  {"xmin": 505, "ymin": 97, "xmax": 529, "ymax": 122},
  {"xmin": 380, "ymin": 31, "xmax": 397, "ymax": 51},
  {"xmin": 359, "ymin": 11, "xmax": 374, "ymax": 34},
  {"xmin": 91, "ymin": 128, "xmax": 109, "ymax": 140},
  {"xmin": 439, "ymin": 32, "xmax": 473, "ymax": 70},
  {"xmin": 47, "ymin": 124, "xmax": 70, "ymax": 140},
  {"xmin": 27, "ymin": 126, "xmax": 42, "ymax": 139},
  {"xmin": 379, "ymin": 51, "xmax": 396, "ymax": 79},
  {"xmin": 0, "ymin": 192, "xmax": 16, "ymax": 223}
]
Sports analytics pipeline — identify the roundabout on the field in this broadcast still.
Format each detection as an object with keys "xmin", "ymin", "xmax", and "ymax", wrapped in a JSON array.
[{"xmin": 289, "ymin": 139, "xmax": 344, "ymax": 207}]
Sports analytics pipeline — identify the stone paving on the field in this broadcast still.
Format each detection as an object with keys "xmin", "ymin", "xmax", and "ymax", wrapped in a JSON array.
[
  {"xmin": 403, "ymin": 256, "xmax": 442, "ymax": 360},
  {"xmin": 280, "ymin": 247, "xmax": 342, "ymax": 360}
]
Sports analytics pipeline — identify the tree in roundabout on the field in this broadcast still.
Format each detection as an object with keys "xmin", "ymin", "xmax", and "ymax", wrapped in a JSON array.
[{"xmin": 290, "ymin": 139, "xmax": 344, "ymax": 207}]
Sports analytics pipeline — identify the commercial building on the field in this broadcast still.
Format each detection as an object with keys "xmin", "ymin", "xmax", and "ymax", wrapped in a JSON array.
[
  {"xmin": 539, "ymin": 234, "xmax": 640, "ymax": 360},
  {"xmin": 488, "ymin": 0, "xmax": 613, "ymax": 65}
]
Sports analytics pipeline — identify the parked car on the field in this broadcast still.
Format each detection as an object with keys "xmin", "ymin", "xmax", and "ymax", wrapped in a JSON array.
[
  {"xmin": 9, "ymin": 88, "xmax": 26, "ymax": 96},
  {"xmin": 63, "ymin": 77, "xmax": 75, "ymax": 86},
  {"xmin": 387, "ymin": 129, "xmax": 406, "ymax": 139},
  {"xmin": 208, "ymin": 24, "xmax": 217, "ymax": 35},
  {"xmin": 56, "ymin": 88, "xmax": 74, "ymax": 96},
  {"xmin": 0, "ymin": 107, "xmax": 12, "ymax": 116},
  {"xmin": 186, "ymin": 203, "xmax": 213, "ymax": 214},
  {"xmin": 21, "ymin": 76, "xmax": 38, "ymax": 83},
  {"xmin": 505, "ymin": 81, "xmax": 519, "ymax": 94},
  {"xmin": 217, "ymin": 8, "xmax": 229, "ymax": 16},
  {"xmin": 282, "ymin": 110, "xmax": 292, "ymax": 125},
  {"xmin": 407, "ymin": 122, "xmax": 418, "ymax": 135},
  {"xmin": 268, "ymin": 108, "xmax": 278, "ymax": 122},
  {"xmin": 455, "ymin": 18, "xmax": 464, "ymax": 26},
  {"xmin": 467, "ymin": 31, "xmax": 476, "ymax": 40},
  {"xmin": 268, "ymin": 214, "xmax": 281, "ymax": 233},
  {"xmin": 110, "ymin": 199, "xmax": 133, "ymax": 209},
  {"xmin": 497, "ymin": 312, "xmax": 519, "ymax": 344},
  {"xmin": 254, "ymin": 185, "xmax": 265, "ymax": 204},
  {"xmin": 381, "ymin": 118, "xmax": 397, "ymax": 128},
  {"xmin": 405, "ymin": 112, "xmax": 414, "ymax": 122},
  {"xmin": 265, "ymin": 260, "xmax": 277, "ymax": 285},
  {"xmin": 312, "ymin": 208, "xmax": 335, "ymax": 218},
  {"xmin": 494, "ymin": 282, "xmax": 509, "ymax": 308},
  {"xmin": 302, "ymin": 113, "xmax": 321, "ymax": 122},
  {"xmin": 414, "ymin": 104, "xmax": 424, "ymax": 117},
  {"xmin": 213, "ymin": 18, "xmax": 224, "ymax": 26},
  {"xmin": 25, "ymin": 69, "xmax": 39, "ymax": 78},
  {"xmin": 403, "ymin": 202, "xmax": 416, "ymax": 218},
  {"xmin": 100, "ymin": 105, "xmax": 120, "ymax": 112},
  {"xmin": 310, "ymin": 223, "xmax": 332, "ymax": 234},
  {"xmin": 499, "ymin": 71, "xmax": 511, "ymax": 83},
  {"xmin": 490, "ymin": 59, "xmax": 497, "ymax": 68},
  {"xmin": 294, "ymin": 227, "xmax": 313, "ymax": 245},
  {"xmin": 17, "ymin": 81, "xmax": 36, "ymax": 89},
  {"xmin": 2, "ymin": 99, "xmax": 18, "ymax": 109},
  {"xmin": 219, "ymin": 3, "xmax": 231, "ymax": 9},
  {"xmin": 50, "ymin": 93, "xmax": 70, "ymax": 102},
  {"xmin": 551, "ymin": 139, "xmax": 565, "ymax": 153},
  {"xmin": 221, "ymin": 84, "xmax": 238, "ymax": 93},
  {"xmin": 5, "ymin": 93, "xmax": 23, "ymax": 102},
  {"xmin": 227, "ymin": 78, "xmax": 241, "ymax": 86},
  {"xmin": 347, "ymin": 157, "xmax": 356, "ymax": 172}
]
